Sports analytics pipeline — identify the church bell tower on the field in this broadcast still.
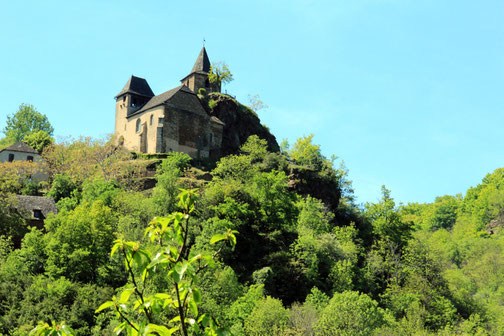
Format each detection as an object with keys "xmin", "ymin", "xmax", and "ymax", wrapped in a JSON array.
[{"xmin": 180, "ymin": 47, "xmax": 220, "ymax": 94}]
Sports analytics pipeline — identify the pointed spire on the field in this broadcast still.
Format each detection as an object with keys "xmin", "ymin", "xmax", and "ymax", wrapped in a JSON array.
[{"xmin": 190, "ymin": 46, "xmax": 211, "ymax": 74}]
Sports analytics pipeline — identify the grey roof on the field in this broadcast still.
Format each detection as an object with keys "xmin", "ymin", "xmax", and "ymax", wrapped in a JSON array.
[
  {"xmin": 0, "ymin": 141, "xmax": 39, "ymax": 154},
  {"xmin": 15, "ymin": 195, "xmax": 57, "ymax": 219},
  {"xmin": 127, "ymin": 85, "xmax": 207, "ymax": 118},
  {"xmin": 130, "ymin": 86, "xmax": 181, "ymax": 116},
  {"xmin": 191, "ymin": 46, "xmax": 211, "ymax": 74},
  {"xmin": 115, "ymin": 75, "xmax": 155, "ymax": 99}
]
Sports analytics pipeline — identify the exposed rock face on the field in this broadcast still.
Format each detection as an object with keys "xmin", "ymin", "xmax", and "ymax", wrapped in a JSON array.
[
  {"xmin": 487, "ymin": 211, "xmax": 504, "ymax": 234},
  {"xmin": 207, "ymin": 93, "xmax": 279, "ymax": 157}
]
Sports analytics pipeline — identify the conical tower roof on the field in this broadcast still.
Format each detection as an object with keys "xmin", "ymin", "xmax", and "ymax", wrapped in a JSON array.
[{"xmin": 190, "ymin": 46, "xmax": 211, "ymax": 74}]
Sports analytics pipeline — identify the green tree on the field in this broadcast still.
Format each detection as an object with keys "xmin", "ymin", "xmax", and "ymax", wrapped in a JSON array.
[
  {"xmin": 225, "ymin": 284, "xmax": 265, "ymax": 334},
  {"xmin": 45, "ymin": 200, "xmax": 116, "ymax": 283},
  {"xmin": 23, "ymin": 130, "xmax": 54, "ymax": 153},
  {"xmin": 92, "ymin": 189, "xmax": 237, "ymax": 335},
  {"xmin": 3, "ymin": 104, "xmax": 54, "ymax": 141},
  {"xmin": 244, "ymin": 296, "xmax": 289, "ymax": 335},
  {"xmin": 0, "ymin": 136, "xmax": 15, "ymax": 151},
  {"xmin": 47, "ymin": 174, "xmax": 78, "ymax": 203},
  {"xmin": 240, "ymin": 135, "xmax": 269, "ymax": 162},
  {"xmin": 151, "ymin": 152, "xmax": 192, "ymax": 215},
  {"xmin": 289, "ymin": 134, "xmax": 323, "ymax": 169},
  {"xmin": 366, "ymin": 186, "xmax": 412, "ymax": 250},
  {"xmin": 208, "ymin": 62, "xmax": 234, "ymax": 86},
  {"xmin": 42, "ymin": 136, "xmax": 136, "ymax": 187},
  {"xmin": 315, "ymin": 291, "xmax": 387, "ymax": 336}
]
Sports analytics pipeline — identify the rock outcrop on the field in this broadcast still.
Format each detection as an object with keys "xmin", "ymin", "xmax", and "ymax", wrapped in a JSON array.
[{"xmin": 206, "ymin": 93, "xmax": 279, "ymax": 157}]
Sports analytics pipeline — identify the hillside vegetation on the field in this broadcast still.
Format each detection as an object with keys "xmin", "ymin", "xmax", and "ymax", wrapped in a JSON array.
[{"xmin": 2, "ymin": 131, "xmax": 504, "ymax": 334}]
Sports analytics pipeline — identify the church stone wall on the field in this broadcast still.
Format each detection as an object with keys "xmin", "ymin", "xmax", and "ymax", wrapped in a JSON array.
[
  {"xmin": 162, "ymin": 106, "xmax": 211, "ymax": 159},
  {"xmin": 120, "ymin": 106, "xmax": 165, "ymax": 153},
  {"xmin": 116, "ymin": 97, "xmax": 221, "ymax": 159},
  {"xmin": 115, "ymin": 96, "xmax": 129, "ymax": 136}
]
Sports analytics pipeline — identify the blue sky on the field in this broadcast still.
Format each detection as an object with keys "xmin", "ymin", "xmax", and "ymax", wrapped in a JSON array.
[{"xmin": 1, "ymin": 0, "xmax": 503, "ymax": 205}]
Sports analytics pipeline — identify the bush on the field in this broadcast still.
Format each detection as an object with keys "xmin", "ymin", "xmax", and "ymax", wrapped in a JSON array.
[
  {"xmin": 47, "ymin": 174, "xmax": 77, "ymax": 202},
  {"xmin": 315, "ymin": 291, "xmax": 387, "ymax": 336},
  {"xmin": 209, "ymin": 99, "xmax": 218, "ymax": 110},
  {"xmin": 244, "ymin": 296, "xmax": 289, "ymax": 335}
]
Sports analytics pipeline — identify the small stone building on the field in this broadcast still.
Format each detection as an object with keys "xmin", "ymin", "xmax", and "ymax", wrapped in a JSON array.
[
  {"xmin": 0, "ymin": 141, "xmax": 40, "ymax": 163},
  {"xmin": 0, "ymin": 141, "xmax": 48, "ymax": 181},
  {"xmin": 14, "ymin": 195, "xmax": 57, "ymax": 229},
  {"xmin": 114, "ymin": 47, "xmax": 224, "ymax": 159}
]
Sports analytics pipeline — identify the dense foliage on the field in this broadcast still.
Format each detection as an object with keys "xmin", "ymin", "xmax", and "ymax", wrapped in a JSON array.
[
  {"xmin": 3, "ymin": 104, "xmax": 54, "ymax": 142},
  {"xmin": 1, "ymin": 130, "xmax": 504, "ymax": 335}
]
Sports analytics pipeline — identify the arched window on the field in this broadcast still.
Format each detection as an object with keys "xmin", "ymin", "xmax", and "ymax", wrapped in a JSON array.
[{"xmin": 136, "ymin": 119, "xmax": 141, "ymax": 133}]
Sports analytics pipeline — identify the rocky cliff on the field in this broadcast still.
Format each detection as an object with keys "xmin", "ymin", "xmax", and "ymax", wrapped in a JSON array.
[{"xmin": 206, "ymin": 93, "xmax": 279, "ymax": 157}]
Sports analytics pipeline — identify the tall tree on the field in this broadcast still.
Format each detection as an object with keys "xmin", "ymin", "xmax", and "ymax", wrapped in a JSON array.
[
  {"xmin": 208, "ymin": 62, "xmax": 234, "ymax": 87},
  {"xmin": 3, "ymin": 104, "xmax": 54, "ymax": 141},
  {"xmin": 23, "ymin": 130, "xmax": 54, "ymax": 153}
]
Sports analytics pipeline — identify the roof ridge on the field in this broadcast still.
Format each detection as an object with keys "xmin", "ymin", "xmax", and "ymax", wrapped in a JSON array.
[{"xmin": 1, "ymin": 141, "xmax": 39, "ymax": 154}]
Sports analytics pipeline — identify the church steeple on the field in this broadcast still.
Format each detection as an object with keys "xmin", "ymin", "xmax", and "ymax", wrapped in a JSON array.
[
  {"xmin": 181, "ymin": 46, "xmax": 220, "ymax": 94},
  {"xmin": 190, "ymin": 46, "xmax": 211, "ymax": 74}
]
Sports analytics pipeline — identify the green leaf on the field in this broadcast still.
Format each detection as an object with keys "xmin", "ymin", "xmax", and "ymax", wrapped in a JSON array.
[
  {"xmin": 192, "ymin": 288, "xmax": 202, "ymax": 304},
  {"xmin": 110, "ymin": 242, "xmax": 120, "ymax": 257},
  {"xmin": 145, "ymin": 324, "xmax": 173, "ymax": 336},
  {"xmin": 229, "ymin": 233, "xmax": 237, "ymax": 247},
  {"xmin": 210, "ymin": 234, "xmax": 227, "ymax": 244},
  {"xmin": 95, "ymin": 301, "xmax": 115, "ymax": 313},
  {"xmin": 119, "ymin": 288, "xmax": 135, "ymax": 304},
  {"xmin": 60, "ymin": 325, "xmax": 74, "ymax": 335},
  {"xmin": 188, "ymin": 298, "xmax": 198, "ymax": 317},
  {"xmin": 169, "ymin": 315, "xmax": 181, "ymax": 324},
  {"xmin": 114, "ymin": 321, "xmax": 126, "ymax": 335},
  {"xmin": 170, "ymin": 270, "xmax": 181, "ymax": 284},
  {"xmin": 198, "ymin": 313, "xmax": 210, "ymax": 326},
  {"xmin": 189, "ymin": 254, "xmax": 202, "ymax": 264},
  {"xmin": 175, "ymin": 261, "xmax": 188, "ymax": 278},
  {"xmin": 133, "ymin": 251, "xmax": 147, "ymax": 272},
  {"xmin": 169, "ymin": 246, "xmax": 178, "ymax": 258},
  {"xmin": 153, "ymin": 293, "xmax": 171, "ymax": 300},
  {"xmin": 133, "ymin": 299, "xmax": 143, "ymax": 311}
]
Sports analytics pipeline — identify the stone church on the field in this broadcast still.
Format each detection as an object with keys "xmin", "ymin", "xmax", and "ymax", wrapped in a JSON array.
[{"xmin": 114, "ymin": 47, "xmax": 224, "ymax": 159}]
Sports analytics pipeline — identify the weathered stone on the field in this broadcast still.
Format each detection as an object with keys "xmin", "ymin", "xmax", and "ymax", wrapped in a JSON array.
[{"xmin": 207, "ymin": 93, "xmax": 279, "ymax": 157}]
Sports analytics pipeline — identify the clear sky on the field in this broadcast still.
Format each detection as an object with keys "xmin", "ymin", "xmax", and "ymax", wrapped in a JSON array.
[{"xmin": 1, "ymin": 0, "xmax": 503, "ymax": 205}]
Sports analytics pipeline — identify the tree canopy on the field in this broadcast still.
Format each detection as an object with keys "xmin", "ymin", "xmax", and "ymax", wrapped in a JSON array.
[
  {"xmin": 208, "ymin": 61, "xmax": 234, "ymax": 86},
  {"xmin": 0, "ymin": 128, "xmax": 504, "ymax": 335},
  {"xmin": 3, "ymin": 104, "xmax": 54, "ymax": 141}
]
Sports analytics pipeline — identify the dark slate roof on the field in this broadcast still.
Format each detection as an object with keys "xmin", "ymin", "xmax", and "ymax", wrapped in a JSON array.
[
  {"xmin": 0, "ymin": 141, "xmax": 39, "ymax": 154},
  {"xmin": 128, "ymin": 85, "xmax": 207, "ymax": 118},
  {"xmin": 191, "ymin": 46, "xmax": 211, "ymax": 74},
  {"xmin": 115, "ymin": 75, "xmax": 155, "ymax": 99},
  {"xmin": 15, "ymin": 195, "xmax": 57, "ymax": 219},
  {"xmin": 131, "ymin": 86, "xmax": 181, "ymax": 115}
]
